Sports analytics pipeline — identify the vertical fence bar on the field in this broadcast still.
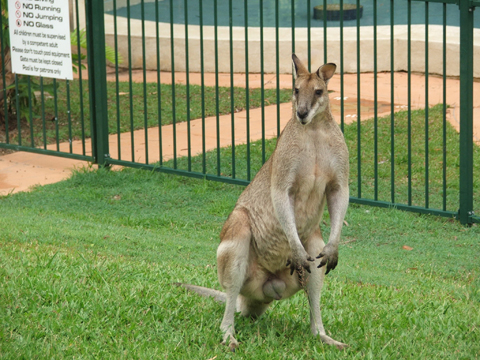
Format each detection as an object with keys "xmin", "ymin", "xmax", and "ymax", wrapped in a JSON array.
[
  {"xmin": 0, "ymin": 4, "xmax": 8, "ymax": 144},
  {"xmin": 458, "ymin": 0, "xmax": 474, "ymax": 225},
  {"xmin": 54, "ymin": 79, "xmax": 59, "ymax": 151},
  {"xmin": 229, "ymin": 0, "xmax": 235, "ymax": 179},
  {"xmin": 340, "ymin": 0, "xmax": 344, "ymax": 132},
  {"xmin": 85, "ymin": 0, "xmax": 109, "ymax": 165},
  {"xmin": 291, "ymin": 0, "xmax": 296, "ymax": 97},
  {"xmin": 169, "ymin": 0, "xmax": 177, "ymax": 169},
  {"xmin": 214, "ymin": 0, "xmax": 221, "ymax": 176},
  {"xmin": 390, "ymin": 0, "xmax": 395, "ymax": 204},
  {"xmin": 307, "ymin": 0, "xmax": 311, "ymax": 71},
  {"xmin": 114, "ymin": 0, "xmax": 122, "ymax": 161},
  {"xmin": 244, "ymin": 0, "xmax": 251, "ymax": 181},
  {"xmin": 15, "ymin": 74, "xmax": 21, "ymax": 146},
  {"xmin": 199, "ymin": 0, "xmax": 206, "ymax": 174},
  {"xmin": 356, "ymin": 0, "xmax": 361, "ymax": 198},
  {"xmin": 127, "ymin": 0, "xmax": 135, "ymax": 162},
  {"xmin": 424, "ymin": 2, "xmax": 429, "ymax": 208},
  {"xmin": 373, "ymin": 0, "xmax": 378, "ymax": 200},
  {"xmin": 407, "ymin": 0, "xmax": 412, "ymax": 206},
  {"xmin": 291, "ymin": 0, "xmax": 295, "ymax": 62},
  {"xmin": 41, "ymin": 79, "xmax": 46, "ymax": 149},
  {"xmin": 27, "ymin": 78, "xmax": 34, "ymax": 147},
  {"xmin": 275, "ymin": 0, "xmax": 280, "ymax": 140},
  {"xmin": 156, "ymin": 0, "xmax": 163, "ymax": 166},
  {"xmin": 442, "ymin": 3, "xmax": 447, "ymax": 212},
  {"xmin": 261, "ymin": 0, "xmax": 266, "ymax": 164},
  {"xmin": 66, "ymin": 80, "xmax": 72, "ymax": 153},
  {"xmin": 74, "ymin": 0, "xmax": 86, "ymax": 156},
  {"xmin": 185, "ymin": 0, "xmax": 191, "ymax": 171},
  {"xmin": 142, "ymin": 0, "xmax": 149, "ymax": 164},
  {"xmin": 323, "ymin": 0, "xmax": 327, "ymax": 63}
]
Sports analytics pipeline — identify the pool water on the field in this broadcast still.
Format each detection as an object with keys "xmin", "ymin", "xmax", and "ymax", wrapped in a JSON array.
[{"xmin": 108, "ymin": 0, "xmax": 480, "ymax": 28}]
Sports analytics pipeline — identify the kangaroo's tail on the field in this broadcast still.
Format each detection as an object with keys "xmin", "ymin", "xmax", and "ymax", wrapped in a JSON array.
[{"xmin": 174, "ymin": 283, "xmax": 227, "ymax": 303}]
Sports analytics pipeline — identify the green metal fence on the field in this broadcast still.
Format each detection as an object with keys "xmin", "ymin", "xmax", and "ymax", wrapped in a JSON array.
[{"xmin": 0, "ymin": 0, "xmax": 478, "ymax": 224}]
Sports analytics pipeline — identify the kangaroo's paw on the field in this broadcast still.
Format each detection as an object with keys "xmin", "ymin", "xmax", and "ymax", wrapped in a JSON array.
[
  {"xmin": 319, "ymin": 334, "xmax": 348, "ymax": 350},
  {"xmin": 316, "ymin": 243, "xmax": 339, "ymax": 275},
  {"xmin": 286, "ymin": 248, "xmax": 315, "ymax": 275}
]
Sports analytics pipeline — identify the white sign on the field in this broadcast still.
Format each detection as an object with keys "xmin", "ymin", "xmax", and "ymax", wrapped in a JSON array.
[{"xmin": 8, "ymin": 0, "xmax": 73, "ymax": 80}]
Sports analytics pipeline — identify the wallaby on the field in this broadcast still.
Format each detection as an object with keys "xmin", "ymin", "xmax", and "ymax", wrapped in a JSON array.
[{"xmin": 178, "ymin": 54, "xmax": 349, "ymax": 351}]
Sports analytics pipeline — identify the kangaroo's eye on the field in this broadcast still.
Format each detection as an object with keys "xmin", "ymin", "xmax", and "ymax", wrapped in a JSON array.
[
  {"xmin": 315, "ymin": 89, "xmax": 323, "ymax": 96},
  {"xmin": 294, "ymin": 88, "xmax": 299, "ymax": 95}
]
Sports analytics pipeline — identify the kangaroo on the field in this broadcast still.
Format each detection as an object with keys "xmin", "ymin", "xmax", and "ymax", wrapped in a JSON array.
[{"xmin": 178, "ymin": 54, "xmax": 349, "ymax": 351}]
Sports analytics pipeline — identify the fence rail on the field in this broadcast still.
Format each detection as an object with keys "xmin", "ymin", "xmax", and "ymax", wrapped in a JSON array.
[{"xmin": 1, "ymin": 0, "xmax": 478, "ymax": 224}]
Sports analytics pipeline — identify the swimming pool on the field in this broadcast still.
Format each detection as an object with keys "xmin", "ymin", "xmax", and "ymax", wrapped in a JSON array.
[{"xmin": 107, "ymin": 0, "xmax": 480, "ymax": 29}]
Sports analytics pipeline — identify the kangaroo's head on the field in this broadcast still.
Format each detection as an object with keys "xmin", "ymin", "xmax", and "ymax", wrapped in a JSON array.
[{"xmin": 292, "ymin": 54, "xmax": 336, "ymax": 126}]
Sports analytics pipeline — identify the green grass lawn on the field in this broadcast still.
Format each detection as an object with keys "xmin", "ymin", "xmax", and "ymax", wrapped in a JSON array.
[{"xmin": 1, "ymin": 167, "xmax": 479, "ymax": 359}]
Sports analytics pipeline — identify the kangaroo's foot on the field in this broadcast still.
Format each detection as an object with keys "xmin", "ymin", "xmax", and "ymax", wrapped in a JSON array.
[
  {"xmin": 221, "ymin": 332, "xmax": 239, "ymax": 352},
  {"xmin": 319, "ymin": 333, "xmax": 348, "ymax": 350}
]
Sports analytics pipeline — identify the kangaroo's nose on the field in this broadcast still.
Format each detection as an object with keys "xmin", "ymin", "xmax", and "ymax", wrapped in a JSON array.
[{"xmin": 297, "ymin": 110, "xmax": 308, "ymax": 120}]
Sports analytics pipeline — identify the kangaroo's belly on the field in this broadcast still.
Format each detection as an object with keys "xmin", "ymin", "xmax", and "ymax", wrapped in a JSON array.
[{"xmin": 290, "ymin": 168, "xmax": 328, "ymax": 231}]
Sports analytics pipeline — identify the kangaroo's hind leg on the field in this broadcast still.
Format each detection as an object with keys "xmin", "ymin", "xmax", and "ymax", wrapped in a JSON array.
[
  {"xmin": 217, "ymin": 208, "xmax": 252, "ymax": 351},
  {"xmin": 305, "ymin": 228, "xmax": 348, "ymax": 350}
]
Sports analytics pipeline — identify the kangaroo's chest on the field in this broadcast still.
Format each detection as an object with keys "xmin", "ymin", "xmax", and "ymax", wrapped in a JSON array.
[
  {"xmin": 290, "ymin": 133, "xmax": 341, "ymax": 231},
  {"xmin": 294, "ymin": 134, "xmax": 337, "ymax": 190}
]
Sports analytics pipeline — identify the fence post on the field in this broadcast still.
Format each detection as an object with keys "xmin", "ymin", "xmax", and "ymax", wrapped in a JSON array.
[
  {"xmin": 458, "ymin": 0, "xmax": 475, "ymax": 225},
  {"xmin": 85, "ymin": 0, "xmax": 110, "ymax": 166}
]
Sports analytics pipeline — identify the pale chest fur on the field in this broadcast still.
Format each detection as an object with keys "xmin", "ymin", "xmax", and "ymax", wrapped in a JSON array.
[
  {"xmin": 240, "ymin": 119, "xmax": 348, "ymax": 272},
  {"xmin": 288, "ymin": 124, "xmax": 346, "ymax": 234}
]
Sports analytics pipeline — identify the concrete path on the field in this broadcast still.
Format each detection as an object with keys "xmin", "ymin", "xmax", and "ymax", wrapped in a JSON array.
[{"xmin": 1, "ymin": 70, "xmax": 479, "ymax": 195}]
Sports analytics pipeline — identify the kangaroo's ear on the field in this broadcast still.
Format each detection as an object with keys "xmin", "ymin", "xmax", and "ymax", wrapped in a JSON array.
[
  {"xmin": 292, "ymin": 54, "xmax": 309, "ymax": 79},
  {"xmin": 316, "ymin": 63, "xmax": 337, "ymax": 84}
]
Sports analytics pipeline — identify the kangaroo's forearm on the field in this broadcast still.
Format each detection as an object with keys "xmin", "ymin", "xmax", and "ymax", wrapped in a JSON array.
[{"xmin": 271, "ymin": 191, "xmax": 303, "ymax": 251}]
